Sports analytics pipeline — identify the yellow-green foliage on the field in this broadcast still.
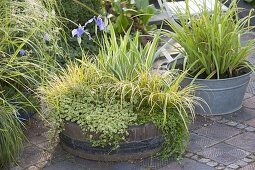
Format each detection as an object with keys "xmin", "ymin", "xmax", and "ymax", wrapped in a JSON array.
[{"xmin": 41, "ymin": 26, "xmax": 201, "ymax": 158}]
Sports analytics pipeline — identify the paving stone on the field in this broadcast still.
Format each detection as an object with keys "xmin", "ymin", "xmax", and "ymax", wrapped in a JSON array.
[
  {"xmin": 19, "ymin": 146, "xmax": 51, "ymax": 168},
  {"xmin": 159, "ymin": 158, "xmax": 215, "ymax": 170},
  {"xmin": 245, "ymin": 126, "xmax": 255, "ymax": 132},
  {"xmin": 215, "ymin": 165, "xmax": 225, "ymax": 169},
  {"xmin": 242, "ymin": 157, "xmax": 253, "ymax": 163},
  {"xmin": 206, "ymin": 161, "xmax": 218, "ymax": 167},
  {"xmin": 191, "ymin": 155, "xmax": 199, "ymax": 160},
  {"xmin": 78, "ymin": 155, "xmax": 174, "ymax": 170},
  {"xmin": 226, "ymin": 121, "xmax": 238, "ymax": 127},
  {"xmin": 217, "ymin": 118, "xmax": 229, "ymax": 123},
  {"xmin": 132, "ymin": 156, "xmax": 174, "ymax": 169},
  {"xmin": 247, "ymin": 154, "xmax": 255, "ymax": 160},
  {"xmin": 73, "ymin": 156, "xmax": 115, "ymax": 170},
  {"xmin": 189, "ymin": 115, "xmax": 214, "ymax": 131},
  {"xmin": 236, "ymin": 160, "xmax": 248, "ymax": 167},
  {"xmin": 24, "ymin": 120, "xmax": 48, "ymax": 139},
  {"xmin": 224, "ymin": 168, "xmax": 234, "ymax": 170},
  {"xmin": 36, "ymin": 161, "xmax": 49, "ymax": 169},
  {"xmin": 187, "ymin": 133, "xmax": 219, "ymax": 153},
  {"xmin": 227, "ymin": 164, "xmax": 239, "ymax": 169},
  {"xmin": 197, "ymin": 143, "xmax": 249, "ymax": 165},
  {"xmin": 185, "ymin": 152, "xmax": 194, "ymax": 157},
  {"xmin": 243, "ymin": 96, "xmax": 255, "ymax": 109},
  {"xmin": 240, "ymin": 162, "xmax": 255, "ymax": 170},
  {"xmin": 226, "ymin": 132, "xmax": 255, "ymax": 152},
  {"xmin": 209, "ymin": 116, "xmax": 222, "ymax": 121},
  {"xmin": 198, "ymin": 158, "xmax": 210, "ymax": 163},
  {"xmin": 244, "ymin": 93, "xmax": 254, "ymax": 100},
  {"xmin": 246, "ymin": 118, "xmax": 255, "ymax": 127},
  {"xmin": 28, "ymin": 166, "xmax": 40, "ymax": 170},
  {"xmin": 236, "ymin": 124, "xmax": 248, "ymax": 129},
  {"xmin": 10, "ymin": 166, "xmax": 23, "ymax": 170},
  {"xmin": 43, "ymin": 160, "xmax": 85, "ymax": 170},
  {"xmin": 194, "ymin": 123, "xmax": 241, "ymax": 141},
  {"xmin": 111, "ymin": 162, "xmax": 147, "ymax": 170},
  {"xmin": 247, "ymin": 82, "xmax": 255, "ymax": 94},
  {"xmin": 51, "ymin": 144, "xmax": 68, "ymax": 158},
  {"xmin": 222, "ymin": 107, "xmax": 255, "ymax": 122},
  {"xmin": 26, "ymin": 135, "xmax": 48, "ymax": 146}
]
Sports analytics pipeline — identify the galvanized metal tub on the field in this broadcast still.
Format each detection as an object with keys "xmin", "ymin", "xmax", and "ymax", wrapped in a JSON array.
[{"xmin": 181, "ymin": 70, "xmax": 251, "ymax": 115}]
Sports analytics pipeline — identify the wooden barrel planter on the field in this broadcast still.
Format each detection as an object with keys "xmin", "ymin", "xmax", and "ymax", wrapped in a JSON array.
[{"xmin": 60, "ymin": 122, "xmax": 163, "ymax": 162}]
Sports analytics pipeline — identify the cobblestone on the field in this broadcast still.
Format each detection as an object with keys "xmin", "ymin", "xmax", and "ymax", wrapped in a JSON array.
[
  {"xmin": 185, "ymin": 152, "xmax": 194, "ymax": 157},
  {"xmin": 27, "ymin": 166, "xmax": 39, "ymax": 170},
  {"xmin": 209, "ymin": 116, "xmax": 222, "ymax": 121},
  {"xmin": 217, "ymin": 118, "xmax": 229, "ymax": 123},
  {"xmin": 215, "ymin": 165, "xmax": 225, "ymax": 169},
  {"xmin": 242, "ymin": 157, "xmax": 253, "ymax": 163},
  {"xmin": 236, "ymin": 124, "xmax": 248, "ymax": 129},
  {"xmin": 226, "ymin": 121, "xmax": 238, "ymax": 127},
  {"xmin": 191, "ymin": 154, "xmax": 199, "ymax": 160},
  {"xmin": 247, "ymin": 154, "xmax": 255, "ymax": 160},
  {"xmin": 236, "ymin": 160, "xmax": 249, "ymax": 167},
  {"xmin": 245, "ymin": 126, "xmax": 255, "ymax": 132},
  {"xmin": 206, "ymin": 161, "xmax": 218, "ymax": 167},
  {"xmin": 227, "ymin": 164, "xmax": 239, "ymax": 169},
  {"xmin": 198, "ymin": 158, "xmax": 211, "ymax": 163},
  {"xmin": 223, "ymin": 168, "xmax": 234, "ymax": 170}
]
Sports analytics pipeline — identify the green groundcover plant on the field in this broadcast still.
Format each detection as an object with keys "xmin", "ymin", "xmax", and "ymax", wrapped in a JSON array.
[
  {"xmin": 163, "ymin": 0, "xmax": 255, "ymax": 79},
  {"xmin": 0, "ymin": 0, "xmax": 62, "ymax": 167},
  {"xmin": 41, "ymin": 24, "xmax": 202, "ymax": 159}
]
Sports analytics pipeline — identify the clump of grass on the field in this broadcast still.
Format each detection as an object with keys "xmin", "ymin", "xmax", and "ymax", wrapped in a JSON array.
[
  {"xmin": 0, "ymin": 0, "xmax": 63, "ymax": 167},
  {"xmin": 163, "ymin": 0, "xmax": 255, "ymax": 79}
]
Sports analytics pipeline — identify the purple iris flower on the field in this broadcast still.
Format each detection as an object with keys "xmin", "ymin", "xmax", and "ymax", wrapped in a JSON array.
[
  {"xmin": 72, "ymin": 25, "xmax": 85, "ymax": 38},
  {"xmin": 19, "ymin": 49, "xmax": 25, "ymax": 56},
  {"xmin": 84, "ymin": 18, "xmax": 94, "ymax": 27},
  {"xmin": 94, "ymin": 16, "xmax": 105, "ymax": 31}
]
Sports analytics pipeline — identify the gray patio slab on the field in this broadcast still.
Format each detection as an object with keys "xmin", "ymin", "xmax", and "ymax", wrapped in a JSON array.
[
  {"xmin": 240, "ymin": 162, "xmax": 255, "ymax": 170},
  {"xmin": 197, "ymin": 143, "xmax": 249, "ymax": 165},
  {"xmin": 244, "ymin": 93, "xmax": 254, "ymax": 100},
  {"xmin": 189, "ymin": 115, "xmax": 214, "ymax": 131},
  {"xmin": 225, "ymin": 132, "xmax": 255, "ymax": 153},
  {"xmin": 159, "ymin": 158, "xmax": 215, "ymax": 170},
  {"xmin": 247, "ymin": 81, "xmax": 255, "ymax": 95},
  {"xmin": 47, "ymin": 149, "xmax": 174, "ymax": 170},
  {"xmin": 222, "ymin": 107, "xmax": 255, "ymax": 122},
  {"xmin": 135, "ymin": 156, "xmax": 174, "ymax": 169},
  {"xmin": 43, "ymin": 160, "xmax": 87, "ymax": 170},
  {"xmin": 243, "ymin": 96, "xmax": 255, "ymax": 109},
  {"xmin": 44, "ymin": 155, "xmax": 146, "ymax": 170},
  {"xmin": 194, "ymin": 123, "xmax": 241, "ymax": 141},
  {"xmin": 18, "ymin": 145, "xmax": 51, "ymax": 169},
  {"xmin": 246, "ymin": 118, "xmax": 255, "ymax": 127},
  {"xmin": 187, "ymin": 133, "xmax": 219, "ymax": 153}
]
